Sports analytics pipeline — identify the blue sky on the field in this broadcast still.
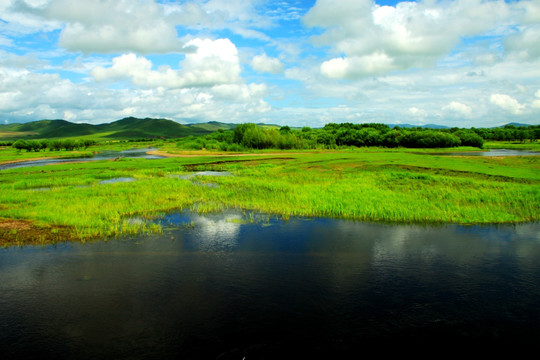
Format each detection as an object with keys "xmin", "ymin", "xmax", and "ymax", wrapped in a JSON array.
[{"xmin": 1, "ymin": 0, "xmax": 539, "ymax": 127}]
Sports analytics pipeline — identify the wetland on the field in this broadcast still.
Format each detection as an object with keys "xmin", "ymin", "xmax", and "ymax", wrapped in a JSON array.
[
  {"xmin": 0, "ymin": 140, "xmax": 538, "ymax": 357},
  {"xmin": 0, "ymin": 144, "xmax": 539, "ymax": 245}
]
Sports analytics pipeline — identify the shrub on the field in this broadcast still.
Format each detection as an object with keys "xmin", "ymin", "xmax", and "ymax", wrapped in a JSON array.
[{"xmin": 453, "ymin": 130, "xmax": 484, "ymax": 148}]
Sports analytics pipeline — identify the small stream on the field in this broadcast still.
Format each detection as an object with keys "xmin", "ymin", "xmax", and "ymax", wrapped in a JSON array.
[
  {"xmin": 427, "ymin": 148, "xmax": 539, "ymax": 156},
  {"xmin": 0, "ymin": 147, "xmax": 165, "ymax": 170}
]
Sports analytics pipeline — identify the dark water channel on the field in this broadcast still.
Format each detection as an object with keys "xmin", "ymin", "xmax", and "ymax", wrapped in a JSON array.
[
  {"xmin": 1, "ymin": 212, "xmax": 539, "ymax": 359},
  {"xmin": 0, "ymin": 147, "xmax": 164, "ymax": 171}
]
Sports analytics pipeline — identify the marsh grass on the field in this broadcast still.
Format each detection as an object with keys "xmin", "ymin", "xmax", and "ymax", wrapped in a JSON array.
[{"xmin": 0, "ymin": 148, "xmax": 538, "ymax": 245}]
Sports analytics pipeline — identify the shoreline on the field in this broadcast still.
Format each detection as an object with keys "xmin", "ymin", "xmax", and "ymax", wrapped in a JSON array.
[
  {"xmin": 145, "ymin": 150, "xmax": 309, "ymax": 158},
  {"xmin": 2, "ymin": 211, "xmax": 537, "ymax": 248},
  {"xmin": 0, "ymin": 150, "xmax": 93, "ymax": 167},
  {"xmin": 0, "ymin": 156, "xmax": 61, "ymax": 166}
]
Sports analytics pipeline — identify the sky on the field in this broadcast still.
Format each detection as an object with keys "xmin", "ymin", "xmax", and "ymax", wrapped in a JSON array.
[{"xmin": 1, "ymin": 0, "xmax": 540, "ymax": 128}]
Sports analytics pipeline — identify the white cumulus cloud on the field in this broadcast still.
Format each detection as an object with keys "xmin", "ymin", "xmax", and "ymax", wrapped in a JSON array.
[
  {"xmin": 504, "ymin": 25, "xmax": 540, "ymax": 61},
  {"xmin": 443, "ymin": 101, "xmax": 473, "ymax": 118},
  {"xmin": 320, "ymin": 53, "xmax": 396, "ymax": 78},
  {"xmin": 532, "ymin": 89, "xmax": 540, "ymax": 109},
  {"xmin": 14, "ymin": 0, "xmax": 184, "ymax": 53},
  {"xmin": 304, "ymin": 0, "xmax": 511, "ymax": 78},
  {"xmin": 490, "ymin": 94, "xmax": 525, "ymax": 115},
  {"xmin": 251, "ymin": 53, "xmax": 284, "ymax": 74},
  {"xmin": 408, "ymin": 107, "xmax": 426, "ymax": 117},
  {"xmin": 91, "ymin": 38, "xmax": 241, "ymax": 89}
]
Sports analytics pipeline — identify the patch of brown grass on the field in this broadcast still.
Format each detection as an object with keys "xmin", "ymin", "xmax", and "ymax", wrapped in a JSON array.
[{"xmin": 0, "ymin": 218, "xmax": 75, "ymax": 247}]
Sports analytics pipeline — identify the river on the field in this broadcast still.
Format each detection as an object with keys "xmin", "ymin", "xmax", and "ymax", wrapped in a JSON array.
[
  {"xmin": 1, "ymin": 211, "xmax": 539, "ymax": 358},
  {"xmin": 1, "ymin": 148, "xmax": 538, "ymax": 171},
  {"xmin": 0, "ymin": 147, "xmax": 165, "ymax": 171},
  {"xmin": 429, "ymin": 149, "xmax": 539, "ymax": 156}
]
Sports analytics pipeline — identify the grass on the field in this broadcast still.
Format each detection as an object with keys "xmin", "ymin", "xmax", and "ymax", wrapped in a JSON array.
[
  {"xmin": 483, "ymin": 141, "xmax": 540, "ymax": 151},
  {"xmin": 0, "ymin": 147, "xmax": 94, "ymax": 164},
  {"xmin": 0, "ymin": 145, "xmax": 538, "ymax": 247}
]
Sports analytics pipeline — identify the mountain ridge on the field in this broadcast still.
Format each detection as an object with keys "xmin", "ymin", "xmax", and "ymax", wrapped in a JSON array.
[{"xmin": 0, "ymin": 117, "xmax": 236, "ymax": 140}]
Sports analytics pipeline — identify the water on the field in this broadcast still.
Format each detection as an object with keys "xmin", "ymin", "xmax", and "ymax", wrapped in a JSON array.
[
  {"xmin": 2, "ymin": 148, "xmax": 537, "ymax": 172},
  {"xmin": 172, "ymin": 171, "xmax": 233, "ymax": 180},
  {"xmin": 170, "ymin": 171, "xmax": 233, "ymax": 188},
  {"xmin": 429, "ymin": 149, "xmax": 539, "ymax": 157},
  {"xmin": 0, "ymin": 147, "xmax": 165, "ymax": 170},
  {"xmin": 98, "ymin": 177, "xmax": 136, "ymax": 184},
  {"xmin": 1, "ymin": 212, "xmax": 539, "ymax": 359}
]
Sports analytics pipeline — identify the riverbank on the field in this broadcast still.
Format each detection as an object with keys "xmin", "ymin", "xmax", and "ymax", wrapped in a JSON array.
[
  {"xmin": 0, "ymin": 147, "xmax": 538, "ymax": 247},
  {"xmin": 146, "ymin": 149, "xmax": 316, "ymax": 158},
  {"xmin": 0, "ymin": 149, "xmax": 95, "ymax": 166}
]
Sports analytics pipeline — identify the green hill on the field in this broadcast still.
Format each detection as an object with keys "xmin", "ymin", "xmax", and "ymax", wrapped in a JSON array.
[
  {"xmin": 187, "ymin": 121, "xmax": 237, "ymax": 132},
  {"xmin": 102, "ymin": 117, "xmax": 210, "ymax": 139},
  {"xmin": 0, "ymin": 117, "xmax": 217, "ymax": 140}
]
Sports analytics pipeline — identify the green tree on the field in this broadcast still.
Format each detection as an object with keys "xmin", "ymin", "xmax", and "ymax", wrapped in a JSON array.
[
  {"xmin": 48, "ymin": 139, "xmax": 63, "ymax": 151},
  {"xmin": 62, "ymin": 139, "xmax": 76, "ymax": 151},
  {"xmin": 316, "ymin": 131, "xmax": 336, "ymax": 148},
  {"xmin": 82, "ymin": 139, "xmax": 95, "ymax": 149},
  {"xmin": 454, "ymin": 130, "xmax": 484, "ymax": 148},
  {"xmin": 26, "ymin": 140, "xmax": 42, "ymax": 152},
  {"xmin": 13, "ymin": 139, "xmax": 29, "ymax": 152},
  {"xmin": 279, "ymin": 125, "xmax": 291, "ymax": 134},
  {"xmin": 382, "ymin": 130, "xmax": 402, "ymax": 148}
]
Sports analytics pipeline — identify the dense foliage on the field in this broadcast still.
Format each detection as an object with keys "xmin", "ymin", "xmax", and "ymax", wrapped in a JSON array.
[
  {"xmin": 12, "ymin": 139, "xmax": 95, "ymax": 152},
  {"xmin": 5, "ymin": 122, "xmax": 538, "ymax": 152},
  {"xmin": 176, "ymin": 123, "xmax": 539, "ymax": 151}
]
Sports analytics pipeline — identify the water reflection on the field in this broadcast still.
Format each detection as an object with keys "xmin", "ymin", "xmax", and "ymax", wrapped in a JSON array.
[
  {"xmin": 169, "ymin": 171, "xmax": 233, "ymax": 188},
  {"xmin": 158, "ymin": 212, "xmax": 241, "ymax": 251},
  {"xmin": 171, "ymin": 171, "xmax": 233, "ymax": 180},
  {"xmin": 1, "ymin": 212, "xmax": 539, "ymax": 359},
  {"xmin": 98, "ymin": 177, "xmax": 136, "ymax": 184}
]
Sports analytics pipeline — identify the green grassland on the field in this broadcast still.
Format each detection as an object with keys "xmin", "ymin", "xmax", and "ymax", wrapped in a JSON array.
[{"xmin": 0, "ymin": 144, "xmax": 538, "ymax": 247}]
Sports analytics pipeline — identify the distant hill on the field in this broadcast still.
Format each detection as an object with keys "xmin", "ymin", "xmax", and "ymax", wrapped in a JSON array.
[
  {"xmin": 0, "ymin": 117, "xmax": 223, "ymax": 140},
  {"xmin": 188, "ymin": 121, "xmax": 237, "ymax": 132},
  {"xmin": 498, "ymin": 122, "xmax": 536, "ymax": 128}
]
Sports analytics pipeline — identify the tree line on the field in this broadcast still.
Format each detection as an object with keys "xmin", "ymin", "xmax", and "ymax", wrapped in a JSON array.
[
  {"xmin": 174, "ymin": 123, "xmax": 539, "ymax": 151},
  {"xmin": 469, "ymin": 124, "xmax": 539, "ymax": 142},
  {"xmin": 12, "ymin": 139, "xmax": 96, "ymax": 152},
  {"xmin": 6, "ymin": 123, "xmax": 538, "ymax": 152}
]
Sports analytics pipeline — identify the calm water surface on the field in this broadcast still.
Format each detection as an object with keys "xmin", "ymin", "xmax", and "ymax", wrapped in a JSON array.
[{"xmin": 1, "ymin": 212, "xmax": 539, "ymax": 359}]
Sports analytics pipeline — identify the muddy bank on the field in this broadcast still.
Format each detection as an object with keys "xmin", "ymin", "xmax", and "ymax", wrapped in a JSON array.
[
  {"xmin": 0, "ymin": 148, "xmax": 164, "ymax": 170},
  {"xmin": 146, "ymin": 150, "xmax": 307, "ymax": 158},
  {"xmin": 0, "ymin": 218, "xmax": 75, "ymax": 247}
]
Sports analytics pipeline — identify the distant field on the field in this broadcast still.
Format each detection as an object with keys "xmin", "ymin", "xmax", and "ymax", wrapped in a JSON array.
[
  {"xmin": 0, "ymin": 131, "xmax": 37, "ymax": 138},
  {"xmin": 0, "ymin": 144, "xmax": 538, "ymax": 247},
  {"xmin": 484, "ymin": 141, "xmax": 540, "ymax": 150}
]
